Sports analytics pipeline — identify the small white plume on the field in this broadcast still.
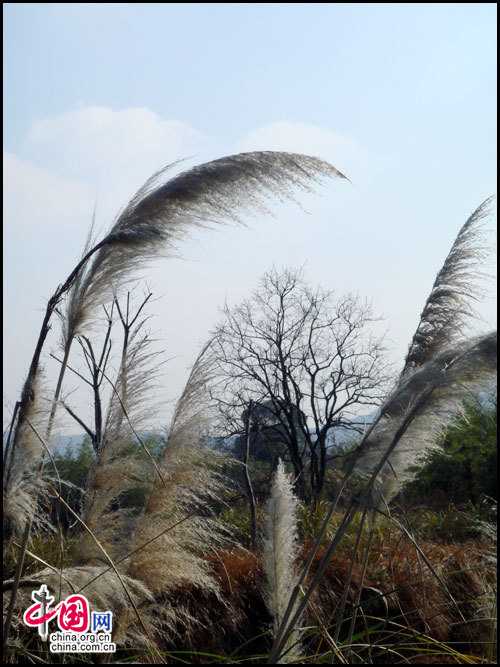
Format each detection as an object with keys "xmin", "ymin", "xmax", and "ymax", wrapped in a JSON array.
[{"xmin": 263, "ymin": 459, "xmax": 302, "ymax": 663}]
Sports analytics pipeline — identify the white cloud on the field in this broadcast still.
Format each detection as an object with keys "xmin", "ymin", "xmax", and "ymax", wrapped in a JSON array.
[
  {"xmin": 28, "ymin": 106, "xmax": 208, "ymax": 173},
  {"xmin": 24, "ymin": 107, "xmax": 214, "ymax": 222},
  {"xmin": 4, "ymin": 151, "xmax": 92, "ymax": 234},
  {"xmin": 3, "ymin": 153, "xmax": 94, "ymax": 417}
]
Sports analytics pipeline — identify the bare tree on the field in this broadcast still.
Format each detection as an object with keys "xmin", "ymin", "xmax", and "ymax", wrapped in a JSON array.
[
  {"xmin": 50, "ymin": 304, "xmax": 114, "ymax": 455},
  {"xmin": 50, "ymin": 292, "xmax": 166, "ymax": 562},
  {"xmin": 212, "ymin": 268, "xmax": 392, "ymax": 503}
]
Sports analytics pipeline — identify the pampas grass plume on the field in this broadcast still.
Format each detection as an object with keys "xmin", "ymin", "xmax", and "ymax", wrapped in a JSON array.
[{"xmin": 263, "ymin": 459, "xmax": 302, "ymax": 663}]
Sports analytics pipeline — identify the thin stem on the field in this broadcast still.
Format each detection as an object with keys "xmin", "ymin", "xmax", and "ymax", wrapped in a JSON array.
[
  {"xmin": 243, "ymin": 401, "xmax": 257, "ymax": 549},
  {"xmin": 346, "ymin": 512, "xmax": 377, "ymax": 660},
  {"xmin": 333, "ymin": 505, "xmax": 368, "ymax": 644},
  {"xmin": 10, "ymin": 238, "xmax": 109, "ymax": 458},
  {"xmin": 2, "ymin": 512, "xmax": 35, "ymax": 648},
  {"xmin": 3, "ymin": 240, "xmax": 112, "ymax": 649},
  {"xmin": 2, "ymin": 401, "xmax": 21, "ymax": 488},
  {"xmin": 46, "ymin": 342, "xmax": 72, "ymax": 436}
]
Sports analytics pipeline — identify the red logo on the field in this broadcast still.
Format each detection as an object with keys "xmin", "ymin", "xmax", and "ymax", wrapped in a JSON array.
[{"xmin": 23, "ymin": 586, "xmax": 90, "ymax": 638}]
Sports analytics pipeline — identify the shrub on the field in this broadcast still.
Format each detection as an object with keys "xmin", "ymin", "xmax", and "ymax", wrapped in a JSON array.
[{"xmin": 403, "ymin": 394, "xmax": 497, "ymax": 508}]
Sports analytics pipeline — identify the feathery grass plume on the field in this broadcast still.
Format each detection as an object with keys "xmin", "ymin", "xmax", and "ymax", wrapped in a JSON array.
[
  {"xmin": 3, "ymin": 373, "xmax": 53, "ymax": 539},
  {"xmin": 353, "ymin": 331, "xmax": 497, "ymax": 503},
  {"xmin": 79, "ymin": 322, "xmax": 165, "ymax": 563},
  {"xmin": 263, "ymin": 459, "xmax": 302, "ymax": 664},
  {"xmin": 63, "ymin": 152, "xmax": 347, "ymax": 340},
  {"xmin": 402, "ymin": 196, "xmax": 495, "ymax": 375},
  {"xmin": 127, "ymin": 340, "xmax": 231, "ymax": 598},
  {"xmin": 59, "ymin": 211, "xmax": 97, "ymax": 352},
  {"xmin": 350, "ymin": 197, "xmax": 496, "ymax": 503}
]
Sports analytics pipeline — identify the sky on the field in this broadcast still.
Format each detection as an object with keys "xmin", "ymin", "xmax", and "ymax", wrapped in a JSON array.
[{"xmin": 3, "ymin": 3, "xmax": 497, "ymax": 432}]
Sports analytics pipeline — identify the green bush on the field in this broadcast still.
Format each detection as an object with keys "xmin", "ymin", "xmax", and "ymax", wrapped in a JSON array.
[
  {"xmin": 403, "ymin": 394, "xmax": 497, "ymax": 508},
  {"xmin": 49, "ymin": 436, "xmax": 94, "ymax": 528},
  {"xmin": 219, "ymin": 504, "xmax": 265, "ymax": 545},
  {"xmin": 408, "ymin": 502, "xmax": 495, "ymax": 543}
]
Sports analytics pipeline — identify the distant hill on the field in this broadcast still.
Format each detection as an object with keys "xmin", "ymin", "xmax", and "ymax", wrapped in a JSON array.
[
  {"xmin": 4, "ymin": 414, "xmax": 375, "ymax": 458},
  {"xmin": 50, "ymin": 431, "xmax": 166, "ymax": 456},
  {"xmin": 51, "ymin": 434, "xmax": 87, "ymax": 456},
  {"xmin": 208, "ymin": 413, "xmax": 376, "ymax": 455},
  {"xmin": 2, "ymin": 431, "xmax": 86, "ymax": 455},
  {"xmin": 325, "ymin": 414, "xmax": 376, "ymax": 451}
]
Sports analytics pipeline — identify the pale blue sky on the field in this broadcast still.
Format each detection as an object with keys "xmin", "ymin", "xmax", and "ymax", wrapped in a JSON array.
[
  {"xmin": 5, "ymin": 4, "xmax": 497, "ymax": 155},
  {"xmin": 3, "ymin": 3, "xmax": 497, "ymax": 428}
]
